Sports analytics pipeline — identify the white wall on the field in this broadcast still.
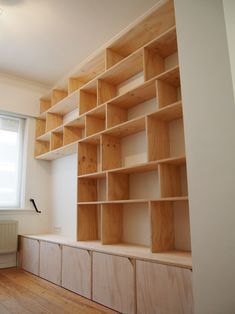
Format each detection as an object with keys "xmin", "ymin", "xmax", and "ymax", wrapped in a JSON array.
[
  {"xmin": 0, "ymin": 74, "xmax": 51, "ymax": 235},
  {"xmin": 50, "ymin": 154, "xmax": 77, "ymax": 240},
  {"xmin": 223, "ymin": 0, "xmax": 235, "ymax": 97},
  {"xmin": 174, "ymin": 1, "xmax": 235, "ymax": 313}
]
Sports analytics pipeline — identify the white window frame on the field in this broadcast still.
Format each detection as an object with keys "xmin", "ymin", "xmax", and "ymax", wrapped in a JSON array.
[{"xmin": 0, "ymin": 113, "xmax": 26, "ymax": 209}]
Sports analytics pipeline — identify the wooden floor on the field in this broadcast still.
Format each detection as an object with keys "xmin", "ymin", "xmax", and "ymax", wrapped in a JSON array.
[{"xmin": 0, "ymin": 268, "xmax": 118, "ymax": 314}]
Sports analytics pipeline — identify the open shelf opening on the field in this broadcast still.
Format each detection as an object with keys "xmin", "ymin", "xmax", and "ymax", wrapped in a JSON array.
[
  {"xmin": 159, "ymin": 162, "xmax": 188, "ymax": 198},
  {"xmin": 77, "ymin": 204, "xmax": 101, "ymax": 241},
  {"xmin": 35, "ymin": 140, "xmax": 50, "ymax": 157},
  {"xmin": 51, "ymin": 89, "xmax": 68, "ymax": 106},
  {"xmin": 77, "ymin": 177, "xmax": 106, "ymax": 203},
  {"xmin": 101, "ymin": 202, "xmax": 150, "ymax": 247},
  {"xmin": 147, "ymin": 111, "xmax": 185, "ymax": 161},
  {"xmin": 85, "ymin": 106, "xmax": 106, "ymax": 137},
  {"xmin": 79, "ymin": 82, "xmax": 98, "ymax": 115},
  {"xmin": 51, "ymin": 131, "xmax": 63, "ymax": 151},
  {"xmin": 156, "ymin": 77, "xmax": 181, "ymax": 109},
  {"xmin": 35, "ymin": 119, "xmax": 46, "ymax": 139},
  {"xmin": 150, "ymin": 200, "xmax": 191, "ymax": 253},
  {"xmin": 45, "ymin": 113, "xmax": 63, "ymax": 133},
  {"xmin": 107, "ymin": 170, "xmax": 159, "ymax": 201},
  {"xmin": 40, "ymin": 98, "xmax": 51, "ymax": 115}
]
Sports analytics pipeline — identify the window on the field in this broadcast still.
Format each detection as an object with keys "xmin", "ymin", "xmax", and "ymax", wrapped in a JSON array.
[{"xmin": 0, "ymin": 114, "xmax": 25, "ymax": 208}]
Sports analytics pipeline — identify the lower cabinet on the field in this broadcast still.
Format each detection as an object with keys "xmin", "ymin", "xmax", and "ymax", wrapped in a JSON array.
[
  {"xmin": 62, "ymin": 245, "xmax": 91, "ymax": 298},
  {"xmin": 92, "ymin": 252, "xmax": 135, "ymax": 314},
  {"xmin": 39, "ymin": 241, "xmax": 62, "ymax": 285},
  {"xmin": 136, "ymin": 260, "xmax": 194, "ymax": 314},
  {"xmin": 21, "ymin": 237, "xmax": 40, "ymax": 275}
]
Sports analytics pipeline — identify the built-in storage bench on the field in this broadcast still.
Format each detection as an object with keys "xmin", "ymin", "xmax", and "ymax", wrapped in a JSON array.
[{"xmin": 19, "ymin": 234, "xmax": 193, "ymax": 314}]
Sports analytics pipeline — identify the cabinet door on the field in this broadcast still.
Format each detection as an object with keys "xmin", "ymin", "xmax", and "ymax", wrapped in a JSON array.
[
  {"xmin": 93, "ymin": 252, "xmax": 135, "ymax": 314},
  {"xmin": 62, "ymin": 246, "xmax": 91, "ymax": 298},
  {"xmin": 39, "ymin": 241, "xmax": 62, "ymax": 285},
  {"xmin": 21, "ymin": 237, "xmax": 40, "ymax": 275},
  {"xmin": 136, "ymin": 260, "xmax": 194, "ymax": 314}
]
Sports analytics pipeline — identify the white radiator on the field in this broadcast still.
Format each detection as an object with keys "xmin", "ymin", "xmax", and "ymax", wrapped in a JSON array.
[{"xmin": 0, "ymin": 220, "xmax": 18, "ymax": 254}]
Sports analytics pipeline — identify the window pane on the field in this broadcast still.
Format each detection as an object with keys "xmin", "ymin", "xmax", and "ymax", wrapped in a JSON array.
[{"xmin": 0, "ymin": 115, "xmax": 24, "ymax": 208}]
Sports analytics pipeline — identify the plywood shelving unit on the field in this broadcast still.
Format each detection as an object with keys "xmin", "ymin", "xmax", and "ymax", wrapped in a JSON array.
[{"xmin": 34, "ymin": 0, "xmax": 192, "ymax": 268}]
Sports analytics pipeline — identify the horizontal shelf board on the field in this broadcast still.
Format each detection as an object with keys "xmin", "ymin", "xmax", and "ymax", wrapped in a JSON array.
[
  {"xmin": 157, "ymin": 65, "xmax": 180, "ymax": 87},
  {"xmin": 157, "ymin": 156, "xmax": 186, "ymax": 165},
  {"xmin": 108, "ymin": 78, "xmax": 156, "ymax": 109},
  {"xmin": 85, "ymin": 104, "xmax": 106, "ymax": 119},
  {"xmin": 100, "ymin": 48, "xmax": 143, "ymax": 85},
  {"xmin": 103, "ymin": 115, "xmax": 145, "ymax": 138},
  {"xmin": 77, "ymin": 197, "xmax": 188, "ymax": 205},
  {"xmin": 109, "ymin": 161, "xmax": 158, "ymax": 174},
  {"xmin": 37, "ymin": 125, "xmax": 63, "ymax": 141},
  {"xmin": 78, "ymin": 172, "xmax": 106, "ymax": 179},
  {"xmin": 145, "ymin": 26, "xmax": 177, "ymax": 58},
  {"xmin": 79, "ymin": 132, "xmax": 101, "ymax": 144},
  {"xmin": 66, "ymin": 116, "xmax": 85, "ymax": 128},
  {"xmin": 149, "ymin": 101, "xmax": 182, "ymax": 121},
  {"xmin": 36, "ymin": 142, "xmax": 78, "ymax": 160},
  {"xmin": 22, "ymin": 234, "xmax": 192, "ymax": 269}
]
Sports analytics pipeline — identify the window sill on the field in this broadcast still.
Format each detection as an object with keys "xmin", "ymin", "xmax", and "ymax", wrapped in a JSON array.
[{"xmin": 0, "ymin": 209, "xmax": 35, "ymax": 215}]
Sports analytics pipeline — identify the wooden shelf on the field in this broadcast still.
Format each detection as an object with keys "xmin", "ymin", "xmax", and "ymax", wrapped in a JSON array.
[
  {"xmin": 48, "ymin": 90, "xmax": 79, "ymax": 116},
  {"xmin": 77, "ymin": 197, "xmax": 188, "ymax": 205},
  {"xmin": 35, "ymin": 142, "xmax": 78, "ymax": 161},
  {"xmin": 149, "ymin": 101, "xmax": 182, "ymax": 121}
]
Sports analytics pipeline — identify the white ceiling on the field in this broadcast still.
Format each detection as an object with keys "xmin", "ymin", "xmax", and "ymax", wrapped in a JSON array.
[{"xmin": 0, "ymin": 0, "xmax": 159, "ymax": 87}]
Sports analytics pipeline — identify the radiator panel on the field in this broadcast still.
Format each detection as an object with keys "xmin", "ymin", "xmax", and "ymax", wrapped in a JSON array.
[{"xmin": 0, "ymin": 220, "xmax": 18, "ymax": 254}]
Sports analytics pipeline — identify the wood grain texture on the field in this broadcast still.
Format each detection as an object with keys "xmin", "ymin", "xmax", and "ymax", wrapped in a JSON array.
[
  {"xmin": 93, "ymin": 252, "xmax": 135, "ymax": 314},
  {"xmin": 51, "ymin": 132, "xmax": 63, "ymax": 150},
  {"xmin": 106, "ymin": 104, "xmax": 128, "ymax": 128},
  {"xmin": 63, "ymin": 126, "xmax": 82, "ymax": 145},
  {"xmin": 68, "ymin": 77, "xmax": 83, "ymax": 94},
  {"xmin": 97, "ymin": 79, "xmax": 116, "ymax": 105},
  {"xmin": 40, "ymin": 98, "xmax": 51, "ymax": 114},
  {"xmin": 51, "ymin": 89, "xmax": 68, "ymax": 106},
  {"xmin": 106, "ymin": 48, "xmax": 124, "ymax": 69},
  {"xmin": 80, "ymin": 90, "xmax": 97, "ymax": 115},
  {"xmin": 108, "ymin": 173, "xmax": 129, "ymax": 200},
  {"xmin": 156, "ymin": 79, "xmax": 178, "ymax": 108},
  {"xmin": 0, "ymin": 268, "xmax": 117, "ymax": 314},
  {"xmin": 109, "ymin": 0, "xmax": 175, "ymax": 56},
  {"xmin": 78, "ymin": 142, "xmax": 98, "ymax": 175},
  {"xmin": 77, "ymin": 205, "xmax": 98, "ymax": 241},
  {"xmin": 86, "ymin": 115, "xmax": 105, "ymax": 137},
  {"xmin": 136, "ymin": 260, "xmax": 194, "ymax": 314},
  {"xmin": 101, "ymin": 204, "xmax": 123, "ymax": 244},
  {"xmin": 45, "ymin": 112, "xmax": 63, "ymax": 132},
  {"xmin": 62, "ymin": 246, "xmax": 91, "ymax": 298},
  {"xmin": 150, "ymin": 201, "xmax": 174, "ymax": 252},
  {"xmin": 159, "ymin": 163, "xmax": 182, "ymax": 197},
  {"xmin": 39, "ymin": 241, "xmax": 62, "ymax": 285},
  {"xmin": 78, "ymin": 178, "xmax": 97, "ymax": 202},
  {"xmin": 21, "ymin": 237, "xmax": 40, "ymax": 275},
  {"xmin": 35, "ymin": 140, "xmax": 50, "ymax": 157},
  {"xmin": 35, "ymin": 119, "xmax": 46, "ymax": 138},
  {"xmin": 101, "ymin": 135, "xmax": 121, "ymax": 171},
  {"xmin": 144, "ymin": 47, "xmax": 164, "ymax": 81}
]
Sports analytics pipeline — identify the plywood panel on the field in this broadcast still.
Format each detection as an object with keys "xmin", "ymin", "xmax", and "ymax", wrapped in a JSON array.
[
  {"xmin": 101, "ymin": 204, "xmax": 123, "ymax": 244},
  {"xmin": 62, "ymin": 246, "xmax": 91, "ymax": 298},
  {"xmin": 21, "ymin": 237, "xmax": 40, "ymax": 275},
  {"xmin": 101, "ymin": 135, "xmax": 121, "ymax": 171},
  {"xmin": 93, "ymin": 252, "xmax": 135, "ymax": 313},
  {"xmin": 39, "ymin": 241, "xmax": 62, "ymax": 285},
  {"xmin": 77, "ymin": 205, "xmax": 98, "ymax": 241},
  {"xmin": 136, "ymin": 260, "xmax": 194, "ymax": 314}
]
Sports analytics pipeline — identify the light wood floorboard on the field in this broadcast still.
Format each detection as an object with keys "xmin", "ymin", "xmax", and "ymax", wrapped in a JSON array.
[{"xmin": 0, "ymin": 268, "xmax": 118, "ymax": 314}]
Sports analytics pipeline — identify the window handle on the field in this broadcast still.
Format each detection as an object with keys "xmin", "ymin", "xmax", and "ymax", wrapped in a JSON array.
[{"xmin": 30, "ymin": 198, "xmax": 42, "ymax": 213}]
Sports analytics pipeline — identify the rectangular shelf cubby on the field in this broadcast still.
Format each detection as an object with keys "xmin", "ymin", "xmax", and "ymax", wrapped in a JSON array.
[
  {"xmin": 101, "ymin": 117, "xmax": 146, "ymax": 171},
  {"xmin": 35, "ymin": 119, "xmax": 46, "ymax": 139},
  {"xmin": 77, "ymin": 204, "xmax": 100, "ymax": 241},
  {"xmin": 45, "ymin": 113, "xmax": 63, "ymax": 133},
  {"xmin": 85, "ymin": 105, "xmax": 106, "ymax": 137},
  {"xmin": 40, "ymin": 98, "xmax": 51, "ymax": 115},
  {"xmin": 150, "ymin": 199, "xmax": 191, "ymax": 253},
  {"xmin": 35, "ymin": 140, "xmax": 50, "ymax": 157},
  {"xmin": 79, "ymin": 81, "xmax": 97, "ymax": 115},
  {"xmin": 50, "ymin": 130, "xmax": 63, "ymax": 151},
  {"xmin": 159, "ymin": 159, "xmax": 188, "ymax": 198},
  {"xmin": 101, "ymin": 202, "xmax": 150, "ymax": 247},
  {"xmin": 51, "ymin": 89, "xmax": 68, "ymax": 106},
  {"xmin": 144, "ymin": 27, "xmax": 178, "ymax": 81},
  {"xmin": 98, "ymin": 49, "xmax": 144, "ymax": 105},
  {"xmin": 107, "ymin": 169, "xmax": 159, "ymax": 201},
  {"xmin": 147, "ymin": 101, "xmax": 184, "ymax": 161},
  {"xmin": 77, "ymin": 175, "xmax": 106, "ymax": 203},
  {"xmin": 106, "ymin": 0, "xmax": 175, "ymax": 68},
  {"xmin": 69, "ymin": 50, "xmax": 106, "ymax": 93}
]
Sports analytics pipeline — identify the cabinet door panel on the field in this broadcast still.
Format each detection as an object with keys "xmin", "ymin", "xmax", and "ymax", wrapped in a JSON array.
[
  {"xmin": 62, "ymin": 246, "xmax": 91, "ymax": 298},
  {"xmin": 22, "ymin": 237, "xmax": 40, "ymax": 275},
  {"xmin": 136, "ymin": 260, "xmax": 194, "ymax": 314},
  {"xmin": 39, "ymin": 241, "xmax": 62, "ymax": 285},
  {"xmin": 93, "ymin": 252, "xmax": 135, "ymax": 314}
]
